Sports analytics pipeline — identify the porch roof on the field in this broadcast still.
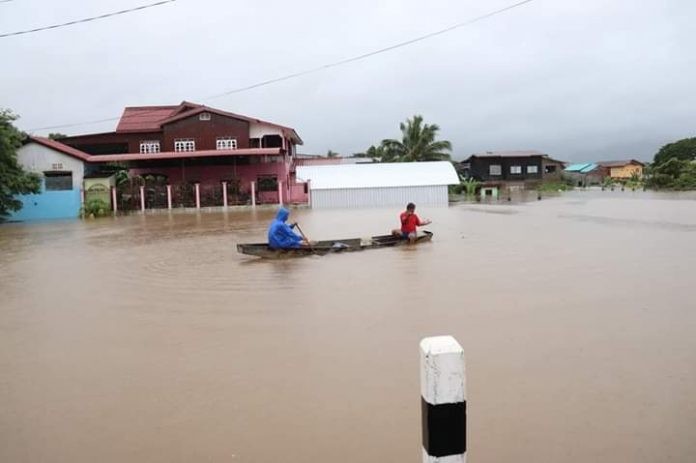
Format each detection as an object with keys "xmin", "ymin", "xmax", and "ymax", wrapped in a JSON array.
[{"xmin": 86, "ymin": 147, "xmax": 283, "ymax": 163}]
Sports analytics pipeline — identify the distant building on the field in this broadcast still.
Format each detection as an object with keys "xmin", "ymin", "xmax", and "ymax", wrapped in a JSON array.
[
  {"xmin": 564, "ymin": 163, "xmax": 605, "ymax": 186},
  {"xmin": 296, "ymin": 161, "xmax": 459, "ymax": 208},
  {"xmin": 458, "ymin": 150, "xmax": 566, "ymax": 185},
  {"xmin": 597, "ymin": 159, "xmax": 645, "ymax": 180}
]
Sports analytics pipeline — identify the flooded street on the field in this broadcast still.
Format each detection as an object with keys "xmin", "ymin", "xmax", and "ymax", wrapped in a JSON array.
[{"xmin": 1, "ymin": 191, "xmax": 695, "ymax": 462}]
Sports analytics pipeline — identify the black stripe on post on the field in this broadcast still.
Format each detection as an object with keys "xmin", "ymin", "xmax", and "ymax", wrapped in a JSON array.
[{"xmin": 421, "ymin": 397, "xmax": 466, "ymax": 457}]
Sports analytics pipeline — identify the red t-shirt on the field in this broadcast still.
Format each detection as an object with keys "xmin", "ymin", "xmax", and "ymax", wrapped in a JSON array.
[{"xmin": 400, "ymin": 212, "xmax": 421, "ymax": 233}]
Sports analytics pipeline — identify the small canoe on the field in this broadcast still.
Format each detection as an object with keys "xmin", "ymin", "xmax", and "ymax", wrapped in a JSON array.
[{"xmin": 237, "ymin": 231, "xmax": 433, "ymax": 258}]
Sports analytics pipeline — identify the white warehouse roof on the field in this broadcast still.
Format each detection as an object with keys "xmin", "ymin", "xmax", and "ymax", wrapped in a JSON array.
[{"xmin": 296, "ymin": 161, "xmax": 459, "ymax": 190}]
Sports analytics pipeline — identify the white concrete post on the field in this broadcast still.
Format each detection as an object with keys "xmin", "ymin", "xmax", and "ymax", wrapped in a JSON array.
[
  {"xmin": 307, "ymin": 179, "xmax": 312, "ymax": 208},
  {"xmin": 251, "ymin": 181, "xmax": 256, "ymax": 207},
  {"xmin": 420, "ymin": 336, "xmax": 466, "ymax": 463},
  {"xmin": 80, "ymin": 188, "xmax": 85, "ymax": 208},
  {"xmin": 222, "ymin": 181, "xmax": 228, "ymax": 207},
  {"xmin": 139, "ymin": 185, "xmax": 145, "ymax": 212},
  {"xmin": 111, "ymin": 186, "xmax": 118, "ymax": 214},
  {"xmin": 195, "ymin": 183, "xmax": 201, "ymax": 209},
  {"xmin": 278, "ymin": 180, "xmax": 283, "ymax": 205},
  {"xmin": 166, "ymin": 184, "xmax": 172, "ymax": 210}
]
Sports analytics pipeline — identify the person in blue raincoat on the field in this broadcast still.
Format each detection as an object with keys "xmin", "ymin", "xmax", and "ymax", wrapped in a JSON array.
[{"xmin": 268, "ymin": 207, "xmax": 306, "ymax": 249}]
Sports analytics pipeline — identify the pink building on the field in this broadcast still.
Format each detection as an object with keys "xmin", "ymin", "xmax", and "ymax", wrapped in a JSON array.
[{"xmin": 56, "ymin": 101, "xmax": 308, "ymax": 208}]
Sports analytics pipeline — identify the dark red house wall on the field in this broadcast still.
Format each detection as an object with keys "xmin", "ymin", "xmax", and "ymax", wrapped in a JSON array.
[
  {"xmin": 162, "ymin": 113, "xmax": 250, "ymax": 151},
  {"xmin": 61, "ymin": 131, "xmax": 163, "ymax": 154}
]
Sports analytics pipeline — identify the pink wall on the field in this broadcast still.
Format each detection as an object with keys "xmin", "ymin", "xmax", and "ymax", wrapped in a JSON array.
[{"xmin": 128, "ymin": 159, "xmax": 308, "ymax": 204}]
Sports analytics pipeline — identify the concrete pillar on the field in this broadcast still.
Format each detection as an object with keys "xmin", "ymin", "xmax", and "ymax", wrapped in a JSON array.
[
  {"xmin": 278, "ymin": 180, "xmax": 283, "ymax": 205},
  {"xmin": 251, "ymin": 181, "xmax": 256, "ymax": 207},
  {"xmin": 195, "ymin": 183, "xmax": 200, "ymax": 209},
  {"xmin": 166, "ymin": 184, "xmax": 172, "ymax": 210},
  {"xmin": 222, "ymin": 181, "xmax": 228, "ymax": 207},
  {"xmin": 111, "ymin": 186, "xmax": 118, "ymax": 214},
  {"xmin": 139, "ymin": 185, "xmax": 145, "ymax": 212},
  {"xmin": 80, "ymin": 188, "xmax": 85, "ymax": 208},
  {"xmin": 420, "ymin": 336, "xmax": 466, "ymax": 463},
  {"xmin": 307, "ymin": 179, "xmax": 312, "ymax": 208}
]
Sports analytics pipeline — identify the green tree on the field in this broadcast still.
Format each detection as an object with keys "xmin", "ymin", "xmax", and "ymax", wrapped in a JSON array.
[
  {"xmin": 0, "ymin": 109, "xmax": 41, "ymax": 221},
  {"xmin": 380, "ymin": 115, "xmax": 452, "ymax": 162},
  {"xmin": 48, "ymin": 132, "xmax": 67, "ymax": 140},
  {"xmin": 653, "ymin": 137, "xmax": 696, "ymax": 165},
  {"xmin": 353, "ymin": 145, "xmax": 385, "ymax": 159},
  {"xmin": 326, "ymin": 149, "xmax": 339, "ymax": 158}
]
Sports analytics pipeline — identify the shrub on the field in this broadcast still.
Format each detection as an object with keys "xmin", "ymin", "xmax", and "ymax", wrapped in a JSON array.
[{"xmin": 82, "ymin": 198, "xmax": 110, "ymax": 218}]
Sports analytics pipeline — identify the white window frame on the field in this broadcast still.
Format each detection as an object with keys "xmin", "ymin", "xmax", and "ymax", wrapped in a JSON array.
[
  {"xmin": 216, "ymin": 137, "xmax": 238, "ymax": 150},
  {"xmin": 489, "ymin": 164, "xmax": 502, "ymax": 176},
  {"xmin": 199, "ymin": 112, "xmax": 211, "ymax": 121},
  {"xmin": 527, "ymin": 165, "xmax": 539, "ymax": 174},
  {"xmin": 510, "ymin": 165, "xmax": 522, "ymax": 174},
  {"xmin": 139, "ymin": 140, "xmax": 161, "ymax": 154},
  {"xmin": 174, "ymin": 138, "xmax": 195, "ymax": 152}
]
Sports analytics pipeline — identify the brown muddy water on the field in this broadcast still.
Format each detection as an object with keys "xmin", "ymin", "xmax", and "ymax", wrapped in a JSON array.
[{"xmin": 1, "ymin": 190, "xmax": 695, "ymax": 462}]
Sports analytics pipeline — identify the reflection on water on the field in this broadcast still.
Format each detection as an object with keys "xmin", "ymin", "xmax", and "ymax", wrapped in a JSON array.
[{"xmin": 1, "ymin": 191, "xmax": 695, "ymax": 462}]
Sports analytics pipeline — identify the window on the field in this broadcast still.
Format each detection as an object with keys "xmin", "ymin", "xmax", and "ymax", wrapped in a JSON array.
[
  {"xmin": 527, "ymin": 165, "xmax": 538, "ymax": 174},
  {"xmin": 545, "ymin": 165, "xmax": 557, "ymax": 174},
  {"xmin": 216, "ymin": 137, "xmax": 238, "ymax": 150},
  {"xmin": 510, "ymin": 165, "xmax": 522, "ymax": 174},
  {"xmin": 44, "ymin": 171, "xmax": 72, "ymax": 191},
  {"xmin": 139, "ymin": 140, "xmax": 160, "ymax": 154},
  {"xmin": 199, "ymin": 112, "xmax": 211, "ymax": 121},
  {"xmin": 174, "ymin": 138, "xmax": 195, "ymax": 152},
  {"xmin": 489, "ymin": 164, "xmax": 502, "ymax": 176}
]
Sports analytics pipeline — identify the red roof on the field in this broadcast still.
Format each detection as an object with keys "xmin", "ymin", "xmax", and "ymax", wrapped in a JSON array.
[
  {"xmin": 115, "ymin": 105, "xmax": 183, "ymax": 132},
  {"xmin": 114, "ymin": 101, "xmax": 303, "ymax": 144},
  {"xmin": 29, "ymin": 136, "xmax": 92, "ymax": 161}
]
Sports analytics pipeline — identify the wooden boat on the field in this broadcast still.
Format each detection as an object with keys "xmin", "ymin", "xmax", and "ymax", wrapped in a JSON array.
[{"xmin": 237, "ymin": 231, "xmax": 433, "ymax": 258}]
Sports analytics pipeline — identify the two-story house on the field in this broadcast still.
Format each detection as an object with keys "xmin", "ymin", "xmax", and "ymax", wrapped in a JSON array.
[
  {"xmin": 56, "ymin": 101, "xmax": 304, "ymax": 206},
  {"xmin": 458, "ymin": 150, "xmax": 566, "ymax": 185}
]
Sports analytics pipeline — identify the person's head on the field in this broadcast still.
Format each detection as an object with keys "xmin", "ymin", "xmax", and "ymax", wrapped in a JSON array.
[
  {"xmin": 406, "ymin": 202, "xmax": 416, "ymax": 213},
  {"xmin": 275, "ymin": 207, "xmax": 290, "ymax": 222}
]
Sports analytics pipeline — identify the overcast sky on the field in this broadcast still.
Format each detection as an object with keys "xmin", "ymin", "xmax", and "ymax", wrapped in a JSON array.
[{"xmin": 1, "ymin": 0, "xmax": 694, "ymax": 161}]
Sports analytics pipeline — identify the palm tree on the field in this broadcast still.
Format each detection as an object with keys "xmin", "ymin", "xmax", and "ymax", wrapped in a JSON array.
[{"xmin": 380, "ymin": 115, "xmax": 452, "ymax": 162}]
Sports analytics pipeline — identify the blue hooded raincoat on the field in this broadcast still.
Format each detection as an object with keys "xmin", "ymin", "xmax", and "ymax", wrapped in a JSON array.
[{"xmin": 268, "ymin": 207, "xmax": 303, "ymax": 249}]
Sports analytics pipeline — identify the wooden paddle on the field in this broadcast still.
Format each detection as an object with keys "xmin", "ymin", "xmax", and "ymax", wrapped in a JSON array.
[{"xmin": 294, "ymin": 223, "xmax": 313, "ymax": 250}]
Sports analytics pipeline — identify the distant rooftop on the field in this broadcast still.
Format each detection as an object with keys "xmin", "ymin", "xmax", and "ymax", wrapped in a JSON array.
[
  {"xmin": 469, "ymin": 150, "xmax": 546, "ymax": 158},
  {"xmin": 596, "ymin": 159, "xmax": 645, "ymax": 167},
  {"xmin": 565, "ymin": 163, "xmax": 599, "ymax": 173}
]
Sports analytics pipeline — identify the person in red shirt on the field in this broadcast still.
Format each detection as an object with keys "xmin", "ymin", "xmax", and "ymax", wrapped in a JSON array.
[{"xmin": 392, "ymin": 202, "xmax": 431, "ymax": 243}]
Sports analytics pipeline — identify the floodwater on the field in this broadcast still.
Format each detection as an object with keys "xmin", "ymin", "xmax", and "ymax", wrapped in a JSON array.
[{"xmin": 1, "ymin": 190, "xmax": 695, "ymax": 463}]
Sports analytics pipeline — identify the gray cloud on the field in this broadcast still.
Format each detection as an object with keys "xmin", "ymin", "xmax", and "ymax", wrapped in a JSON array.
[{"xmin": 1, "ymin": 0, "xmax": 694, "ymax": 162}]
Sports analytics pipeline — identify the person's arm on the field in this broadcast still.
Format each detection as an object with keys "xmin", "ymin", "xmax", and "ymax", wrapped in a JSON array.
[
  {"xmin": 278, "ymin": 223, "xmax": 303, "ymax": 246},
  {"xmin": 416, "ymin": 215, "xmax": 432, "ymax": 226}
]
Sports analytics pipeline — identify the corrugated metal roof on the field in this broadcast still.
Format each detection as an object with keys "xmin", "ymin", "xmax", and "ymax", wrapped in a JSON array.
[
  {"xmin": 597, "ymin": 159, "xmax": 645, "ymax": 167},
  {"xmin": 296, "ymin": 161, "xmax": 459, "ymax": 190},
  {"xmin": 565, "ymin": 163, "xmax": 598, "ymax": 173},
  {"xmin": 469, "ymin": 150, "xmax": 546, "ymax": 158},
  {"xmin": 28, "ymin": 136, "xmax": 92, "ymax": 161}
]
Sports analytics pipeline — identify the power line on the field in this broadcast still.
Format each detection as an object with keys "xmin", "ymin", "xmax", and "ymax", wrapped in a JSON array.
[
  {"xmin": 27, "ymin": 0, "xmax": 536, "ymax": 132},
  {"xmin": 0, "ymin": 0, "xmax": 176, "ymax": 38},
  {"xmin": 205, "ymin": 0, "xmax": 536, "ymax": 100}
]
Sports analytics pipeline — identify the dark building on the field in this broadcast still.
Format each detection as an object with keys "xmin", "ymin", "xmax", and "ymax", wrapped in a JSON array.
[{"xmin": 458, "ymin": 150, "xmax": 565, "ymax": 183}]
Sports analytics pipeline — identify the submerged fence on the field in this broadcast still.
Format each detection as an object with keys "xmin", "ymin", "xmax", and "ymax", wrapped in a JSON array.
[{"xmin": 108, "ymin": 180, "xmax": 308, "ymax": 212}]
